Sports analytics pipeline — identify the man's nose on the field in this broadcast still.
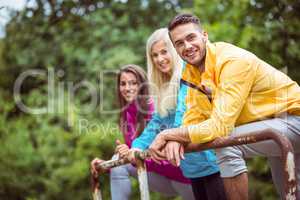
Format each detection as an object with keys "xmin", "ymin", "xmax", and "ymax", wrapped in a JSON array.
[{"xmin": 184, "ymin": 41, "xmax": 192, "ymax": 49}]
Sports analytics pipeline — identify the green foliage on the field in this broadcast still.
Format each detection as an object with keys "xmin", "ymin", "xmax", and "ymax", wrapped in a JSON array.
[
  {"xmin": 0, "ymin": 0, "xmax": 179, "ymax": 199},
  {"xmin": 194, "ymin": 0, "xmax": 300, "ymax": 79},
  {"xmin": 0, "ymin": 0, "xmax": 299, "ymax": 199},
  {"xmin": 0, "ymin": 89, "xmax": 120, "ymax": 199},
  {"xmin": 247, "ymin": 158, "xmax": 276, "ymax": 199}
]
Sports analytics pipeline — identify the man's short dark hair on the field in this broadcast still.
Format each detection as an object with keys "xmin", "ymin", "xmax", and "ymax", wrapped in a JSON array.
[{"xmin": 168, "ymin": 13, "xmax": 202, "ymax": 31}]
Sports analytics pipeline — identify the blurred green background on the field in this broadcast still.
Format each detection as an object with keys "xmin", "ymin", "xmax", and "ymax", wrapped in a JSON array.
[{"xmin": 0, "ymin": 0, "xmax": 299, "ymax": 199}]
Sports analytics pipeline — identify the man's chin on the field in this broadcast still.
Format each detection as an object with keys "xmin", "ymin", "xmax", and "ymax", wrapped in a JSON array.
[
  {"xmin": 184, "ymin": 57, "xmax": 201, "ymax": 66},
  {"xmin": 185, "ymin": 60, "xmax": 197, "ymax": 66}
]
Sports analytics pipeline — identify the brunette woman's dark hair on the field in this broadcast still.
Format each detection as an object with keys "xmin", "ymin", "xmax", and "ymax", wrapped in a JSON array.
[{"xmin": 116, "ymin": 64, "xmax": 150, "ymax": 137}]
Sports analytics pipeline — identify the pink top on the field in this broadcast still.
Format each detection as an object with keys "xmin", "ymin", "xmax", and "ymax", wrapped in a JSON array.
[{"xmin": 122, "ymin": 101, "xmax": 190, "ymax": 184}]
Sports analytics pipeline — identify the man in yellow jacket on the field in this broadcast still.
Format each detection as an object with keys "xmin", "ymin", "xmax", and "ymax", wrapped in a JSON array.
[{"xmin": 149, "ymin": 13, "xmax": 300, "ymax": 200}]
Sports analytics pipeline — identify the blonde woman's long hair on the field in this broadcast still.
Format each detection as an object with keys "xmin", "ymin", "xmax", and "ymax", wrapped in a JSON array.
[{"xmin": 146, "ymin": 28, "xmax": 183, "ymax": 117}]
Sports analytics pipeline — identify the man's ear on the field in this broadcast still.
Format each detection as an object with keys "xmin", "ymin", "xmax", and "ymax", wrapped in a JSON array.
[{"xmin": 202, "ymin": 31, "xmax": 208, "ymax": 42}]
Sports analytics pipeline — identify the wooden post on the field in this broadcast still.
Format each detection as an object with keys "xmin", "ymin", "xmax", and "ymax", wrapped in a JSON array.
[{"xmin": 135, "ymin": 152, "xmax": 150, "ymax": 200}]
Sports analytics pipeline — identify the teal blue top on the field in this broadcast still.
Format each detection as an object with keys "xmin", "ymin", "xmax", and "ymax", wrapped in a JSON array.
[
  {"xmin": 132, "ymin": 63, "xmax": 219, "ymax": 178},
  {"xmin": 132, "ymin": 110, "xmax": 219, "ymax": 178}
]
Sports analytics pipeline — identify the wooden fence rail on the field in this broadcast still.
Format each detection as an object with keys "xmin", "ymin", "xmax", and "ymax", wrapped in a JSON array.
[{"xmin": 92, "ymin": 128, "xmax": 297, "ymax": 200}]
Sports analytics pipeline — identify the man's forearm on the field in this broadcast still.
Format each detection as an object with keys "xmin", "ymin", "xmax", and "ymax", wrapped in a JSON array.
[{"xmin": 161, "ymin": 127, "xmax": 191, "ymax": 143}]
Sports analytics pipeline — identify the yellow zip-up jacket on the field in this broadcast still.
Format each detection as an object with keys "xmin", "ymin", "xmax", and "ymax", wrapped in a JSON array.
[{"xmin": 183, "ymin": 41, "xmax": 300, "ymax": 144}]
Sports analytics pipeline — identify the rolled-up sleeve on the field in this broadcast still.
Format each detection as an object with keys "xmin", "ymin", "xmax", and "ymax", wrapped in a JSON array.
[{"xmin": 188, "ymin": 59, "xmax": 256, "ymax": 143}]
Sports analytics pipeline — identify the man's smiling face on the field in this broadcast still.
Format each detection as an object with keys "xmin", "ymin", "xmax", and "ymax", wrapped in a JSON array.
[{"xmin": 169, "ymin": 23, "xmax": 208, "ymax": 68}]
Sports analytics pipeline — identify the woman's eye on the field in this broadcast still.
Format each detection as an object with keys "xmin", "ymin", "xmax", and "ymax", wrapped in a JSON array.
[
  {"xmin": 152, "ymin": 53, "xmax": 158, "ymax": 58},
  {"xmin": 161, "ymin": 50, "xmax": 167, "ymax": 55}
]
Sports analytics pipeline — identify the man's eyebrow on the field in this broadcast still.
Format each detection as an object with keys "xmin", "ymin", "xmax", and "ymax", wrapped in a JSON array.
[
  {"xmin": 186, "ymin": 33, "xmax": 194, "ymax": 38},
  {"xmin": 173, "ymin": 33, "xmax": 194, "ymax": 45},
  {"xmin": 174, "ymin": 39, "xmax": 181, "ymax": 44}
]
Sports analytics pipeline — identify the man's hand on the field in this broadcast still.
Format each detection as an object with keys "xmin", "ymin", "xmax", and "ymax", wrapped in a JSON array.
[
  {"xmin": 149, "ymin": 133, "xmax": 167, "ymax": 164},
  {"xmin": 149, "ymin": 127, "xmax": 190, "ymax": 164},
  {"xmin": 165, "ymin": 141, "xmax": 185, "ymax": 167},
  {"xmin": 115, "ymin": 140, "xmax": 130, "ymax": 159}
]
